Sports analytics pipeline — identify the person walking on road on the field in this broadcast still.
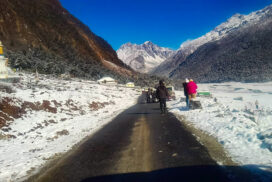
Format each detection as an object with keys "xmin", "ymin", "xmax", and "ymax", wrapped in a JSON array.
[
  {"xmin": 186, "ymin": 79, "xmax": 198, "ymax": 108},
  {"xmin": 156, "ymin": 80, "xmax": 169, "ymax": 114},
  {"xmin": 183, "ymin": 78, "xmax": 189, "ymax": 108}
]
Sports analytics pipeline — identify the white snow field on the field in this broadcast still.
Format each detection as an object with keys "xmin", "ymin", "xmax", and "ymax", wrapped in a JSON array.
[
  {"xmin": 0, "ymin": 73, "xmax": 140, "ymax": 182},
  {"xmin": 168, "ymin": 82, "xmax": 272, "ymax": 181},
  {"xmin": 1, "ymin": 74, "xmax": 272, "ymax": 181}
]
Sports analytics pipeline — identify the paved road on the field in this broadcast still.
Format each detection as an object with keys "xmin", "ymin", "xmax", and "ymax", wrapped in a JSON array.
[{"xmin": 31, "ymin": 100, "xmax": 232, "ymax": 182}]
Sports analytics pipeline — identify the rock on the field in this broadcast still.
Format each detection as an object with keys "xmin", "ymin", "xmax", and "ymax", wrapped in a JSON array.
[{"xmin": 190, "ymin": 100, "xmax": 202, "ymax": 109}]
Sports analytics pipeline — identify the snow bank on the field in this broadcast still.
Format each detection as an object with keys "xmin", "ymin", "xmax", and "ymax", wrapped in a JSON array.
[
  {"xmin": 0, "ymin": 73, "xmax": 140, "ymax": 182},
  {"xmin": 168, "ymin": 82, "xmax": 272, "ymax": 180}
]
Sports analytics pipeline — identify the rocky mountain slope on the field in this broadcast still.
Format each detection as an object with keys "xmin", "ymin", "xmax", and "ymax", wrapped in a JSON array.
[
  {"xmin": 153, "ymin": 4, "xmax": 272, "ymax": 81},
  {"xmin": 117, "ymin": 41, "xmax": 175, "ymax": 73},
  {"xmin": 170, "ymin": 4, "xmax": 272, "ymax": 82},
  {"xmin": 0, "ymin": 0, "xmax": 133, "ymax": 81}
]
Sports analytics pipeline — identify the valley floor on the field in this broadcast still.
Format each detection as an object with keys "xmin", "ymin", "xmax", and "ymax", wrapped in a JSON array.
[
  {"xmin": 0, "ymin": 73, "xmax": 272, "ymax": 181},
  {"xmin": 27, "ymin": 101, "xmax": 232, "ymax": 182}
]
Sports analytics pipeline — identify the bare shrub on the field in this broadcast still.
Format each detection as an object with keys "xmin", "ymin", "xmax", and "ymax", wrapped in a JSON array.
[
  {"xmin": 0, "ymin": 97, "xmax": 57, "ymax": 129},
  {"xmin": 89, "ymin": 101, "xmax": 115, "ymax": 111},
  {"xmin": 47, "ymin": 129, "xmax": 69, "ymax": 141},
  {"xmin": 56, "ymin": 129, "xmax": 69, "ymax": 136}
]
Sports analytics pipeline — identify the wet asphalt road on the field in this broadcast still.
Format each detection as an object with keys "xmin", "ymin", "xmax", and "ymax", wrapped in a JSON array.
[{"xmin": 31, "ymin": 100, "xmax": 231, "ymax": 182}]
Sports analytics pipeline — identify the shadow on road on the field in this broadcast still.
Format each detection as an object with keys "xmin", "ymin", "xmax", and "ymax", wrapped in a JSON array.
[
  {"xmin": 80, "ymin": 165, "xmax": 272, "ymax": 182},
  {"xmin": 127, "ymin": 112, "xmax": 153, "ymax": 115},
  {"xmin": 28, "ymin": 95, "xmax": 272, "ymax": 182},
  {"xmin": 152, "ymin": 108, "xmax": 161, "ymax": 110}
]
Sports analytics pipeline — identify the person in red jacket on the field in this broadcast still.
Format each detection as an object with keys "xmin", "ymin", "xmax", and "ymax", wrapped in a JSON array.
[{"xmin": 186, "ymin": 79, "xmax": 198, "ymax": 103}]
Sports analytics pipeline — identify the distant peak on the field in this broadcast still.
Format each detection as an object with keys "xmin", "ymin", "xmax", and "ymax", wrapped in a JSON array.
[
  {"xmin": 125, "ymin": 42, "xmax": 133, "ymax": 46},
  {"xmin": 230, "ymin": 13, "xmax": 244, "ymax": 19},
  {"xmin": 119, "ymin": 42, "xmax": 133, "ymax": 49},
  {"xmin": 232, "ymin": 13, "xmax": 242, "ymax": 17},
  {"xmin": 144, "ymin": 41, "xmax": 153, "ymax": 45}
]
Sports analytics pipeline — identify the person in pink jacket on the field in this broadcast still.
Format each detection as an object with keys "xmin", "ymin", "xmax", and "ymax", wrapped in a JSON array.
[{"xmin": 186, "ymin": 79, "xmax": 198, "ymax": 101}]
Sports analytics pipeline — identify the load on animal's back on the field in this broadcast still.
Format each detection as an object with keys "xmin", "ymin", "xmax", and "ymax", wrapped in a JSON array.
[{"xmin": 146, "ymin": 88, "xmax": 152, "ymax": 103}]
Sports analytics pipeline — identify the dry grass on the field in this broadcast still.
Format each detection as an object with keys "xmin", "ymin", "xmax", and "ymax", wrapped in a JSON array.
[
  {"xmin": 47, "ymin": 129, "xmax": 69, "ymax": 141},
  {"xmin": 89, "ymin": 101, "xmax": 115, "ymax": 111},
  {"xmin": 0, "ymin": 97, "xmax": 57, "ymax": 129},
  {"xmin": 0, "ymin": 133, "xmax": 16, "ymax": 140}
]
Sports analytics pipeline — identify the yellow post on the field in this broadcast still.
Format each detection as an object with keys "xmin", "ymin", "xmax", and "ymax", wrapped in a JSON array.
[
  {"xmin": 0, "ymin": 46, "xmax": 3, "ymax": 55},
  {"xmin": 0, "ymin": 41, "xmax": 3, "ymax": 55}
]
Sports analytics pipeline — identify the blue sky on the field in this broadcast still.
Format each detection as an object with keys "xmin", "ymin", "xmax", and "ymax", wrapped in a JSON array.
[{"xmin": 59, "ymin": 0, "xmax": 272, "ymax": 50}]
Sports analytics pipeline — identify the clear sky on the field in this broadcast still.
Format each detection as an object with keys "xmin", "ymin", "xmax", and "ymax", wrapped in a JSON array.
[{"xmin": 59, "ymin": 0, "xmax": 272, "ymax": 50}]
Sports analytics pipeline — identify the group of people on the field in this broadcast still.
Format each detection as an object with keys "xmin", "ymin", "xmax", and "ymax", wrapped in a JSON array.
[
  {"xmin": 154, "ymin": 79, "xmax": 198, "ymax": 114},
  {"xmin": 156, "ymin": 78, "xmax": 197, "ymax": 113},
  {"xmin": 183, "ymin": 78, "xmax": 198, "ymax": 108}
]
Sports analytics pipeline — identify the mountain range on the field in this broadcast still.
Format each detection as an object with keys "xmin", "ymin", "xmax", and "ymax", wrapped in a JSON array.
[
  {"xmin": 117, "ymin": 41, "xmax": 175, "ymax": 73},
  {"xmin": 2, "ymin": 0, "xmax": 271, "ymax": 84}
]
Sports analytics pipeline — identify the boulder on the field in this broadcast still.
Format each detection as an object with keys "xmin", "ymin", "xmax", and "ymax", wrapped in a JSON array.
[{"xmin": 190, "ymin": 100, "xmax": 202, "ymax": 109}]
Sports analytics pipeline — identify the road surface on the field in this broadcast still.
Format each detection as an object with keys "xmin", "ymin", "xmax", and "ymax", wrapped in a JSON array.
[{"xmin": 30, "ymin": 100, "xmax": 235, "ymax": 182}]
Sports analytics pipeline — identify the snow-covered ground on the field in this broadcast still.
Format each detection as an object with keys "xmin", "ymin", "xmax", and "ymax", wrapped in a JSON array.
[
  {"xmin": 2, "ymin": 75, "xmax": 272, "ymax": 181},
  {"xmin": 0, "ymin": 73, "xmax": 140, "ymax": 182},
  {"xmin": 168, "ymin": 82, "xmax": 272, "ymax": 180}
]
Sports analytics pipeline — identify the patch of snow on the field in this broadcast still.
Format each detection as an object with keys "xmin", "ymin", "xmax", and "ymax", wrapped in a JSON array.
[
  {"xmin": 168, "ymin": 82, "xmax": 272, "ymax": 181},
  {"xmin": 0, "ymin": 73, "xmax": 140, "ymax": 182}
]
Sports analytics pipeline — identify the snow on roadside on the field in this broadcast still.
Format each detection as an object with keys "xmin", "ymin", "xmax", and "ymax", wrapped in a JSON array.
[
  {"xmin": 168, "ymin": 82, "xmax": 272, "ymax": 180},
  {"xmin": 0, "ymin": 73, "xmax": 140, "ymax": 182}
]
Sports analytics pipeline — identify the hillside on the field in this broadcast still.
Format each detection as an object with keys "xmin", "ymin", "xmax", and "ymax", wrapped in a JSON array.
[
  {"xmin": 154, "ymin": 4, "xmax": 272, "ymax": 82},
  {"xmin": 170, "ymin": 7, "xmax": 272, "ymax": 82},
  {"xmin": 0, "ymin": 0, "xmax": 133, "ymax": 81}
]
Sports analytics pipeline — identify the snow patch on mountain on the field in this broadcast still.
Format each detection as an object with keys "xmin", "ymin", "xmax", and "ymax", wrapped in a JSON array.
[
  {"xmin": 153, "ymin": 4, "xmax": 272, "ymax": 77},
  {"xmin": 178, "ymin": 4, "xmax": 272, "ymax": 56},
  {"xmin": 117, "ymin": 41, "xmax": 175, "ymax": 73}
]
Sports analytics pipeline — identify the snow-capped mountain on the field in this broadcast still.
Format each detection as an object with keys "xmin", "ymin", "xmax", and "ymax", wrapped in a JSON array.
[
  {"xmin": 117, "ymin": 41, "xmax": 175, "ymax": 73},
  {"xmin": 178, "ymin": 6, "xmax": 270, "ymax": 54},
  {"xmin": 153, "ymin": 4, "xmax": 272, "ymax": 76},
  {"xmin": 169, "ymin": 4, "xmax": 272, "ymax": 82}
]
